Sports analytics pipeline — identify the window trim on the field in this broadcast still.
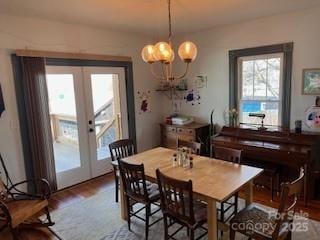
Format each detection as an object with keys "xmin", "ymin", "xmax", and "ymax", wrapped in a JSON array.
[
  {"xmin": 238, "ymin": 53, "xmax": 284, "ymax": 126},
  {"xmin": 229, "ymin": 43, "xmax": 293, "ymax": 128}
]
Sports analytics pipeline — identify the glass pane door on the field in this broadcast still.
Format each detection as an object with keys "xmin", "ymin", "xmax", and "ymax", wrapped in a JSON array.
[
  {"xmin": 46, "ymin": 66, "xmax": 91, "ymax": 190},
  {"xmin": 83, "ymin": 67, "xmax": 128, "ymax": 178}
]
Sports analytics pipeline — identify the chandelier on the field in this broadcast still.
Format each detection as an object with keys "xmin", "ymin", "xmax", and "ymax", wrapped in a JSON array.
[{"xmin": 141, "ymin": 0, "xmax": 197, "ymax": 85}]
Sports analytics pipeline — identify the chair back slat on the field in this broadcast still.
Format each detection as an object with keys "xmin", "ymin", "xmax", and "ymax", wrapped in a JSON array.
[
  {"xmin": 177, "ymin": 139, "xmax": 201, "ymax": 155},
  {"xmin": 156, "ymin": 169, "xmax": 195, "ymax": 225},
  {"xmin": 109, "ymin": 139, "xmax": 135, "ymax": 161},
  {"xmin": 213, "ymin": 146, "xmax": 242, "ymax": 164},
  {"xmin": 118, "ymin": 159, "xmax": 149, "ymax": 202},
  {"xmin": 273, "ymin": 168, "xmax": 305, "ymax": 238}
]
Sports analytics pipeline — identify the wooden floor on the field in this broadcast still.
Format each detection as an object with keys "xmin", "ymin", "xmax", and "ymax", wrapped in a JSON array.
[{"xmin": 2, "ymin": 173, "xmax": 320, "ymax": 240}]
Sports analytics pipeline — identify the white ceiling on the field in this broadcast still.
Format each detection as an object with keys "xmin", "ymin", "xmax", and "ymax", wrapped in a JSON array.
[{"xmin": 1, "ymin": 0, "xmax": 320, "ymax": 35}]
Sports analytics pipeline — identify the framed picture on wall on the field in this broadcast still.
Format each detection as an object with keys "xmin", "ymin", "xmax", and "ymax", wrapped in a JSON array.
[
  {"xmin": 0, "ymin": 84, "xmax": 5, "ymax": 117},
  {"xmin": 302, "ymin": 68, "xmax": 320, "ymax": 95}
]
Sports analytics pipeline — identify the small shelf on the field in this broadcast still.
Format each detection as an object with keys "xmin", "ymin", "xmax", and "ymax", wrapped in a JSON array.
[{"xmin": 155, "ymin": 87, "xmax": 187, "ymax": 100}]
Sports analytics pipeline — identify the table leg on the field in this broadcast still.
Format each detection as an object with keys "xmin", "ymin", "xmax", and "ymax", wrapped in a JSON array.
[
  {"xmin": 244, "ymin": 180, "xmax": 253, "ymax": 206},
  {"xmin": 120, "ymin": 178, "xmax": 128, "ymax": 220},
  {"xmin": 207, "ymin": 198, "xmax": 218, "ymax": 240}
]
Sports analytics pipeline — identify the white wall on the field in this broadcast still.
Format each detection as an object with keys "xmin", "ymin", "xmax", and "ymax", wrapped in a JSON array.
[
  {"xmin": 0, "ymin": 14, "xmax": 162, "ymax": 183},
  {"xmin": 165, "ymin": 7, "xmax": 320, "ymax": 130}
]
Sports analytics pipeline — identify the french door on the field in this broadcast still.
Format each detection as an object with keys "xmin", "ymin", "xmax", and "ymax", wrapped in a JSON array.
[{"xmin": 46, "ymin": 66, "xmax": 128, "ymax": 189}]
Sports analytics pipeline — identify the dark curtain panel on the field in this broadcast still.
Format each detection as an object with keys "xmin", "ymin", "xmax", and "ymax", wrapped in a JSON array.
[{"xmin": 18, "ymin": 57, "xmax": 57, "ymax": 191}]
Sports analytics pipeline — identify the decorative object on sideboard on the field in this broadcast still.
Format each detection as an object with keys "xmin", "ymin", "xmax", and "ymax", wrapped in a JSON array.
[
  {"xmin": 228, "ymin": 108, "xmax": 238, "ymax": 127},
  {"xmin": 295, "ymin": 120, "xmax": 302, "ymax": 134},
  {"xmin": 141, "ymin": 0, "xmax": 197, "ymax": 98},
  {"xmin": 302, "ymin": 68, "xmax": 320, "ymax": 95},
  {"xmin": 0, "ymin": 84, "xmax": 4, "ymax": 117},
  {"xmin": 137, "ymin": 90, "xmax": 151, "ymax": 114},
  {"xmin": 249, "ymin": 113, "xmax": 267, "ymax": 131}
]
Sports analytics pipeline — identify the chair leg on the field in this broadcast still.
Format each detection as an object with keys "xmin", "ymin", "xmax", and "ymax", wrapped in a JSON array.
[
  {"xmin": 126, "ymin": 196, "xmax": 131, "ymax": 231},
  {"xmin": 10, "ymin": 227, "xmax": 19, "ymax": 240},
  {"xmin": 45, "ymin": 206, "xmax": 54, "ymax": 226},
  {"xmin": 163, "ymin": 216, "xmax": 169, "ymax": 240},
  {"xmin": 221, "ymin": 202, "xmax": 224, "ymax": 222},
  {"xmin": 115, "ymin": 176, "xmax": 119, "ymax": 203},
  {"xmin": 145, "ymin": 204, "xmax": 151, "ymax": 240},
  {"xmin": 234, "ymin": 193, "xmax": 239, "ymax": 214},
  {"xmin": 189, "ymin": 229, "xmax": 194, "ymax": 240},
  {"xmin": 286, "ymin": 230, "xmax": 292, "ymax": 240},
  {"xmin": 271, "ymin": 175, "xmax": 274, "ymax": 201},
  {"xmin": 229, "ymin": 228, "xmax": 236, "ymax": 240}
]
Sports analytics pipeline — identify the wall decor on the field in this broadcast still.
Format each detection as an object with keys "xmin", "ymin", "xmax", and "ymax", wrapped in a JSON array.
[
  {"xmin": 302, "ymin": 68, "xmax": 320, "ymax": 95},
  {"xmin": 0, "ymin": 84, "xmax": 5, "ymax": 117},
  {"xmin": 184, "ymin": 89, "xmax": 201, "ymax": 105},
  {"xmin": 137, "ymin": 90, "xmax": 151, "ymax": 114},
  {"xmin": 305, "ymin": 106, "xmax": 320, "ymax": 131}
]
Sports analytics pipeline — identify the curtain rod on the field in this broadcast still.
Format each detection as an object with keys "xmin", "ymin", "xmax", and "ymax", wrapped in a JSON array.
[{"xmin": 15, "ymin": 49, "xmax": 132, "ymax": 62}]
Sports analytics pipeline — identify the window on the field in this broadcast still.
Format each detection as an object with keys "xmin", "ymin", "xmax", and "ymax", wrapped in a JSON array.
[
  {"xmin": 229, "ymin": 43, "xmax": 293, "ymax": 128},
  {"xmin": 238, "ymin": 54, "xmax": 283, "ymax": 126}
]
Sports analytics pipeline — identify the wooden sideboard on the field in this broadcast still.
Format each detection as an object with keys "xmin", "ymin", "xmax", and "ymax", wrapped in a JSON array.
[{"xmin": 160, "ymin": 122, "xmax": 209, "ymax": 151}]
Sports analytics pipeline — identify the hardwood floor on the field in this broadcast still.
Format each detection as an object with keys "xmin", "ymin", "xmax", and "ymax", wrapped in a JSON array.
[{"xmin": 1, "ymin": 173, "xmax": 320, "ymax": 239}]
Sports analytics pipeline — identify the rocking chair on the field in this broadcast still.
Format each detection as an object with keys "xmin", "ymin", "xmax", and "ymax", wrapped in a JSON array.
[{"xmin": 0, "ymin": 154, "xmax": 54, "ymax": 239}]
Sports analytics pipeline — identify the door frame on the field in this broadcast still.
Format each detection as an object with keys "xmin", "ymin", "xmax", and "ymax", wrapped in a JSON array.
[
  {"xmin": 45, "ymin": 58, "xmax": 136, "ymax": 151},
  {"xmin": 12, "ymin": 55, "xmax": 136, "ymax": 192}
]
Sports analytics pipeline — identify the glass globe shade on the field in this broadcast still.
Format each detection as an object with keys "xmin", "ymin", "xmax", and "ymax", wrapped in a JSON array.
[
  {"xmin": 178, "ymin": 41, "xmax": 197, "ymax": 62},
  {"xmin": 153, "ymin": 42, "xmax": 173, "ymax": 62},
  {"xmin": 164, "ymin": 48, "xmax": 175, "ymax": 64},
  {"xmin": 141, "ymin": 45, "xmax": 156, "ymax": 63}
]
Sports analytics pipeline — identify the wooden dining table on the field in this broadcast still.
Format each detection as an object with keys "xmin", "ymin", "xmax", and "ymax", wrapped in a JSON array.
[{"xmin": 120, "ymin": 147, "xmax": 263, "ymax": 240}]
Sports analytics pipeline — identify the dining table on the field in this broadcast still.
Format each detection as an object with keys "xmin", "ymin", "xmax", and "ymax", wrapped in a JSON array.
[{"xmin": 120, "ymin": 147, "xmax": 263, "ymax": 240}]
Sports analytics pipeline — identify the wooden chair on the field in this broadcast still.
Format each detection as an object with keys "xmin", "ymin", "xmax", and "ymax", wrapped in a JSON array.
[
  {"xmin": 156, "ymin": 169, "xmax": 207, "ymax": 240},
  {"xmin": 0, "ymin": 154, "xmax": 54, "ymax": 239},
  {"xmin": 230, "ymin": 168, "xmax": 305, "ymax": 240},
  {"xmin": 118, "ymin": 159, "xmax": 162, "ymax": 240},
  {"xmin": 109, "ymin": 139, "xmax": 135, "ymax": 202},
  {"xmin": 177, "ymin": 139, "xmax": 202, "ymax": 155},
  {"xmin": 213, "ymin": 146, "xmax": 242, "ymax": 224}
]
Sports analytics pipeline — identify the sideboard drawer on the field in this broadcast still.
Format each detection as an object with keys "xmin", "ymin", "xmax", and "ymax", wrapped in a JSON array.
[
  {"xmin": 177, "ymin": 128, "xmax": 195, "ymax": 136},
  {"xmin": 166, "ymin": 126, "xmax": 177, "ymax": 133}
]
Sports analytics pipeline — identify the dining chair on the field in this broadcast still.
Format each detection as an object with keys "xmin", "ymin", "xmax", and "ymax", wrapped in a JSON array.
[
  {"xmin": 118, "ymin": 159, "xmax": 162, "ymax": 240},
  {"xmin": 156, "ymin": 169, "xmax": 208, "ymax": 240},
  {"xmin": 177, "ymin": 139, "xmax": 202, "ymax": 155},
  {"xmin": 213, "ymin": 146, "xmax": 242, "ymax": 224},
  {"xmin": 0, "ymin": 154, "xmax": 54, "ymax": 239},
  {"xmin": 230, "ymin": 168, "xmax": 305, "ymax": 240},
  {"xmin": 109, "ymin": 139, "xmax": 136, "ymax": 202}
]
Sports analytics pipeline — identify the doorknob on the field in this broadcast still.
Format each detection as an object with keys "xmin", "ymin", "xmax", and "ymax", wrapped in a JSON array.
[{"xmin": 89, "ymin": 128, "xmax": 94, "ymax": 132}]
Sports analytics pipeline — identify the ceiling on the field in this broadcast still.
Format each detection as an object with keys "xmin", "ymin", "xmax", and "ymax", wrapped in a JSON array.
[{"xmin": 1, "ymin": 0, "xmax": 320, "ymax": 35}]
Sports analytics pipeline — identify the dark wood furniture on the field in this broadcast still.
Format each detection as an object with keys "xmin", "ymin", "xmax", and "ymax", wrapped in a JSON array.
[
  {"xmin": 0, "ymin": 154, "xmax": 54, "ymax": 239},
  {"xmin": 230, "ymin": 168, "xmax": 305, "ymax": 240},
  {"xmin": 109, "ymin": 139, "xmax": 136, "ymax": 202},
  {"xmin": 213, "ymin": 146, "xmax": 242, "ymax": 225},
  {"xmin": 160, "ymin": 122, "xmax": 209, "ymax": 153},
  {"xmin": 177, "ymin": 139, "xmax": 202, "ymax": 155},
  {"xmin": 212, "ymin": 126, "xmax": 319, "ymax": 204},
  {"xmin": 156, "ymin": 169, "xmax": 207, "ymax": 240},
  {"xmin": 117, "ymin": 159, "xmax": 162, "ymax": 240}
]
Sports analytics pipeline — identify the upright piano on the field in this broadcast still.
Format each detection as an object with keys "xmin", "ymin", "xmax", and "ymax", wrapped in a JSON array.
[{"xmin": 212, "ymin": 126, "xmax": 320, "ymax": 204}]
